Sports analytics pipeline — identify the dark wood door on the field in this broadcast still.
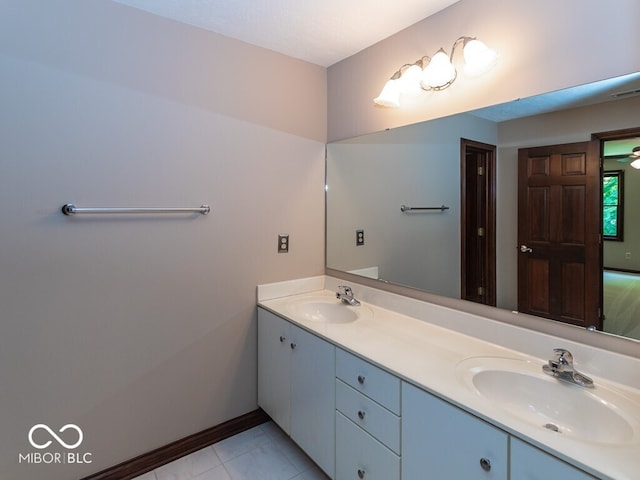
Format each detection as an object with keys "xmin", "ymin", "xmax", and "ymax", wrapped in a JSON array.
[
  {"xmin": 517, "ymin": 141, "xmax": 601, "ymax": 329},
  {"xmin": 461, "ymin": 139, "xmax": 496, "ymax": 306}
]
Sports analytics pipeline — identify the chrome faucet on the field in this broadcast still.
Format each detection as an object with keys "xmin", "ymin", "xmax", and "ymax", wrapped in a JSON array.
[
  {"xmin": 336, "ymin": 285, "xmax": 360, "ymax": 306},
  {"xmin": 542, "ymin": 348, "xmax": 594, "ymax": 388}
]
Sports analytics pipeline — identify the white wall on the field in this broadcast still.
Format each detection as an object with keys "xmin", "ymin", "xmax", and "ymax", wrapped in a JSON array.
[
  {"xmin": 328, "ymin": 0, "xmax": 640, "ymax": 141},
  {"xmin": 0, "ymin": 2, "xmax": 326, "ymax": 479}
]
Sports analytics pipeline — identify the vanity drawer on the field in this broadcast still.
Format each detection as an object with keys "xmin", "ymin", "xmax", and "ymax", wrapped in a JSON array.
[
  {"xmin": 336, "ymin": 379, "xmax": 400, "ymax": 454},
  {"xmin": 336, "ymin": 349, "xmax": 400, "ymax": 414},
  {"xmin": 336, "ymin": 412, "xmax": 400, "ymax": 480}
]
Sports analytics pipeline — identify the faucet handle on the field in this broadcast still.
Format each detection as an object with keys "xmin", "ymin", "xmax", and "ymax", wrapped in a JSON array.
[
  {"xmin": 552, "ymin": 348, "xmax": 573, "ymax": 366},
  {"xmin": 337, "ymin": 285, "xmax": 353, "ymax": 296}
]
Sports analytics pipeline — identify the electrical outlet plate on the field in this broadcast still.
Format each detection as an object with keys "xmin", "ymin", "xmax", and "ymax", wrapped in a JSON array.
[
  {"xmin": 278, "ymin": 234, "xmax": 289, "ymax": 253},
  {"xmin": 356, "ymin": 229, "xmax": 364, "ymax": 246}
]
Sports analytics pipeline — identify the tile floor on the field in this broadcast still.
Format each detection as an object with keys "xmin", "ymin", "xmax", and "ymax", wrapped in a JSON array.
[{"xmin": 132, "ymin": 421, "xmax": 330, "ymax": 480}]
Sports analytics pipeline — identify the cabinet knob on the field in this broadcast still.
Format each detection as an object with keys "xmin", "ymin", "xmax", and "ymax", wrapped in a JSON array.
[
  {"xmin": 357, "ymin": 375, "xmax": 365, "ymax": 384},
  {"xmin": 479, "ymin": 457, "xmax": 491, "ymax": 472},
  {"xmin": 357, "ymin": 410, "xmax": 366, "ymax": 420},
  {"xmin": 290, "ymin": 343, "xmax": 297, "ymax": 350},
  {"xmin": 279, "ymin": 336, "xmax": 285, "ymax": 343},
  {"xmin": 357, "ymin": 468, "xmax": 365, "ymax": 479}
]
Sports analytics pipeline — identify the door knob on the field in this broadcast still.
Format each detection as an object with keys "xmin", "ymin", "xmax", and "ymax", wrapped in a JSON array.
[{"xmin": 520, "ymin": 244, "xmax": 533, "ymax": 253}]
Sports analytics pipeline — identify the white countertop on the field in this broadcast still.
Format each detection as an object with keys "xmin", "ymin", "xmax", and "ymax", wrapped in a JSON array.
[{"xmin": 258, "ymin": 276, "xmax": 640, "ymax": 480}]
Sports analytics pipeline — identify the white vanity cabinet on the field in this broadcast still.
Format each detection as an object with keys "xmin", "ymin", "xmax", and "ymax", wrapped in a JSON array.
[
  {"xmin": 257, "ymin": 307, "xmax": 336, "ymax": 476},
  {"xmin": 402, "ymin": 382, "xmax": 598, "ymax": 480},
  {"xmin": 257, "ymin": 289, "xmax": 611, "ymax": 480},
  {"xmin": 402, "ymin": 382, "xmax": 508, "ymax": 479},
  {"xmin": 334, "ymin": 349, "xmax": 401, "ymax": 480},
  {"xmin": 510, "ymin": 438, "xmax": 597, "ymax": 479}
]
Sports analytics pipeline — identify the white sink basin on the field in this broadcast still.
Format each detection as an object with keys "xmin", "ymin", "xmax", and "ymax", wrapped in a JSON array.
[
  {"xmin": 286, "ymin": 296, "xmax": 370, "ymax": 324},
  {"xmin": 456, "ymin": 356, "xmax": 640, "ymax": 445}
]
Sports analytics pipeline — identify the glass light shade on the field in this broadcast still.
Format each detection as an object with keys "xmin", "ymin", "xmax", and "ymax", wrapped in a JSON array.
[
  {"xmin": 398, "ymin": 64, "xmax": 423, "ymax": 94},
  {"xmin": 463, "ymin": 39, "xmax": 497, "ymax": 77},
  {"xmin": 421, "ymin": 49, "xmax": 456, "ymax": 90},
  {"xmin": 631, "ymin": 158, "xmax": 640, "ymax": 170},
  {"xmin": 374, "ymin": 79, "xmax": 401, "ymax": 107}
]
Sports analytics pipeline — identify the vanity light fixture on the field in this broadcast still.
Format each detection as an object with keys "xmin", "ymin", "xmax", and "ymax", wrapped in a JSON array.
[
  {"xmin": 374, "ymin": 36, "xmax": 497, "ymax": 108},
  {"xmin": 630, "ymin": 146, "xmax": 640, "ymax": 169}
]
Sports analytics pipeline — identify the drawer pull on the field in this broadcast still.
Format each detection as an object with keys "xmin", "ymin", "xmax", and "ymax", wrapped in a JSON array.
[
  {"xmin": 279, "ymin": 335, "xmax": 285, "ymax": 343},
  {"xmin": 357, "ymin": 468, "xmax": 366, "ymax": 479},
  {"xmin": 357, "ymin": 410, "xmax": 366, "ymax": 420},
  {"xmin": 290, "ymin": 343, "xmax": 297, "ymax": 350},
  {"xmin": 357, "ymin": 375, "xmax": 365, "ymax": 384},
  {"xmin": 479, "ymin": 457, "xmax": 491, "ymax": 472}
]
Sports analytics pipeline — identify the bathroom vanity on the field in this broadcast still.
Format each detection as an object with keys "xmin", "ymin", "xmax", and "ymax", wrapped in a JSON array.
[{"xmin": 257, "ymin": 276, "xmax": 640, "ymax": 480}]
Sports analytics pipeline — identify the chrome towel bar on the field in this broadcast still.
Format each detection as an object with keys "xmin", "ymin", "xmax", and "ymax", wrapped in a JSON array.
[
  {"xmin": 61, "ymin": 204, "xmax": 210, "ymax": 216},
  {"xmin": 400, "ymin": 204, "xmax": 449, "ymax": 212}
]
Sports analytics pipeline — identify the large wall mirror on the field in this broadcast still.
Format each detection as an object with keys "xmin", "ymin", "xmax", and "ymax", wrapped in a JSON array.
[{"xmin": 327, "ymin": 72, "xmax": 640, "ymax": 350}]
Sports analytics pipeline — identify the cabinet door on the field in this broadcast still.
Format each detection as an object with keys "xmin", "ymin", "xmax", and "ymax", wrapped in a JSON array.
[
  {"xmin": 257, "ymin": 308, "xmax": 291, "ymax": 433},
  {"xmin": 290, "ymin": 324, "xmax": 336, "ymax": 477},
  {"xmin": 510, "ymin": 437, "xmax": 597, "ymax": 479},
  {"xmin": 336, "ymin": 412, "xmax": 400, "ymax": 480},
  {"xmin": 402, "ymin": 382, "xmax": 508, "ymax": 479}
]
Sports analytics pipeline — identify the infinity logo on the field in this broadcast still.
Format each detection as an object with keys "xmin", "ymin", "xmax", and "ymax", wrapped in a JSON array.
[{"xmin": 28, "ymin": 424, "xmax": 83, "ymax": 450}]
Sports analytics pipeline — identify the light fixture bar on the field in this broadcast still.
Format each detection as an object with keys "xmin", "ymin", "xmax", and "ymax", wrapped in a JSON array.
[{"xmin": 374, "ymin": 36, "xmax": 497, "ymax": 107}]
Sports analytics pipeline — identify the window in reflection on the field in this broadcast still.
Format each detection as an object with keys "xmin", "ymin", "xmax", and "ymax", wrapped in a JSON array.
[{"xmin": 603, "ymin": 170, "xmax": 624, "ymax": 241}]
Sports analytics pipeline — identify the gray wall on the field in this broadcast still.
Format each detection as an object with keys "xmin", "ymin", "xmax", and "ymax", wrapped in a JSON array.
[
  {"xmin": 0, "ymin": 2, "xmax": 325, "ymax": 479},
  {"xmin": 327, "ymin": 113, "xmax": 497, "ymax": 296}
]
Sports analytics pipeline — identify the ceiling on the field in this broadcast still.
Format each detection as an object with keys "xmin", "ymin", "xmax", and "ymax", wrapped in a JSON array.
[
  {"xmin": 604, "ymin": 137, "xmax": 640, "ymax": 159},
  {"xmin": 112, "ymin": 0, "xmax": 461, "ymax": 67},
  {"xmin": 470, "ymin": 71, "xmax": 640, "ymax": 124}
]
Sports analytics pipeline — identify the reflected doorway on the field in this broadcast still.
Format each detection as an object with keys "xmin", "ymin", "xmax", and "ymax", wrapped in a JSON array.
[
  {"xmin": 461, "ymin": 139, "xmax": 496, "ymax": 306},
  {"xmin": 595, "ymin": 127, "xmax": 640, "ymax": 340}
]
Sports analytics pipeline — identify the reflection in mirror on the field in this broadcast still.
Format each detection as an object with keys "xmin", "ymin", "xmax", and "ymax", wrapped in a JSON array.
[
  {"xmin": 603, "ymin": 136, "xmax": 640, "ymax": 340},
  {"xmin": 327, "ymin": 113, "xmax": 494, "ymax": 298},
  {"xmin": 327, "ymin": 72, "xmax": 640, "ymax": 344}
]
